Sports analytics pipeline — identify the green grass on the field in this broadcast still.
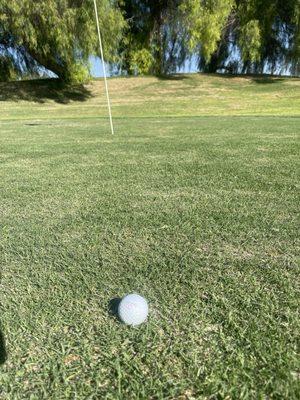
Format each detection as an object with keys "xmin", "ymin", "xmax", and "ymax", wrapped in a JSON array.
[
  {"xmin": 1, "ymin": 74, "xmax": 299, "ymax": 121},
  {"xmin": 0, "ymin": 74, "xmax": 299, "ymax": 399}
]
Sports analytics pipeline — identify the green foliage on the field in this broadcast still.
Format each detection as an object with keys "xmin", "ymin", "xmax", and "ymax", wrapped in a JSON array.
[
  {"xmin": 0, "ymin": 0, "xmax": 125, "ymax": 82},
  {"xmin": 119, "ymin": 1, "xmax": 185, "ymax": 75},
  {"xmin": 238, "ymin": 20, "xmax": 261, "ymax": 62},
  {"xmin": 0, "ymin": 0, "xmax": 299, "ymax": 78},
  {"xmin": 180, "ymin": 0, "xmax": 234, "ymax": 62},
  {"xmin": 128, "ymin": 48, "xmax": 154, "ymax": 75},
  {"xmin": 120, "ymin": 0, "xmax": 299, "ymax": 75},
  {"xmin": 200, "ymin": 0, "xmax": 299, "ymax": 73},
  {"xmin": 67, "ymin": 62, "xmax": 91, "ymax": 84},
  {"xmin": 235, "ymin": 0, "xmax": 300, "ymax": 73}
]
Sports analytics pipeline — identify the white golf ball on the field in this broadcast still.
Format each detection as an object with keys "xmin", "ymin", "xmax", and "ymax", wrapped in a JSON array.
[{"xmin": 118, "ymin": 294, "xmax": 149, "ymax": 326}]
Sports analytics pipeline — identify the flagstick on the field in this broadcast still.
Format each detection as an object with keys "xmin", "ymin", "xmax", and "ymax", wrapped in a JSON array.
[{"xmin": 93, "ymin": 0, "xmax": 114, "ymax": 135}]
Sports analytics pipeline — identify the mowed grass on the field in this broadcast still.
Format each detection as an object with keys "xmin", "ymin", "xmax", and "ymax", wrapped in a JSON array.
[
  {"xmin": 0, "ymin": 75, "xmax": 300, "ymax": 399},
  {"xmin": 1, "ymin": 74, "xmax": 300, "ymax": 120}
]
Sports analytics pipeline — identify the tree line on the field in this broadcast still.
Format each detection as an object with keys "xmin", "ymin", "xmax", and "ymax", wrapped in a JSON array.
[{"xmin": 0, "ymin": 0, "xmax": 299, "ymax": 82}]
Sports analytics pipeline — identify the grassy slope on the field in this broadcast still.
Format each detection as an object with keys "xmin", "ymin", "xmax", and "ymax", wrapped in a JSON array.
[
  {"xmin": 0, "ymin": 75, "xmax": 299, "ymax": 399},
  {"xmin": 0, "ymin": 74, "xmax": 299, "ymax": 120}
]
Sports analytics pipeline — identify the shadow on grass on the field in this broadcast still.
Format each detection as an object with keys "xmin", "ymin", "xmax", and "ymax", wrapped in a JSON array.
[
  {"xmin": 0, "ymin": 326, "xmax": 7, "ymax": 365},
  {"xmin": 108, "ymin": 297, "xmax": 122, "ymax": 322},
  {"xmin": 214, "ymin": 72, "xmax": 286, "ymax": 84},
  {"xmin": 158, "ymin": 72, "xmax": 289, "ymax": 85},
  {"xmin": 251, "ymin": 77, "xmax": 285, "ymax": 84},
  {"xmin": 0, "ymin": 78, "xmax": 92, "ymax": 104},
  {"xmin": 157, "ymin": 74, "xmax": 190, "ymax": 81}
]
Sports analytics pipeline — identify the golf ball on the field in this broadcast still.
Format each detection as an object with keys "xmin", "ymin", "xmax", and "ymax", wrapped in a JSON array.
[{"xmin": 118, "ymin": 294, "xmax": 149, "ymax": 326}]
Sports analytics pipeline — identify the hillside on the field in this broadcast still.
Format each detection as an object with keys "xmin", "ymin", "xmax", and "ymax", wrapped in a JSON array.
[{"xmin": 0, "ymin": 74, "xmax": 299, "ymax": 121}]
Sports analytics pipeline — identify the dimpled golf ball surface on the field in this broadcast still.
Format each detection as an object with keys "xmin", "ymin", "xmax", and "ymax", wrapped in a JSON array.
[{"xmin": 118, "ymin": 294, "xmax": 149, "ymax": 326}]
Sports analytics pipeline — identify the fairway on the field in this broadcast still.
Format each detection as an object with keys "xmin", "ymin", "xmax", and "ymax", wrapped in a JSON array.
[{"xmin": 0, "ymin": 75, "xmax": 300, "ymax": 399}]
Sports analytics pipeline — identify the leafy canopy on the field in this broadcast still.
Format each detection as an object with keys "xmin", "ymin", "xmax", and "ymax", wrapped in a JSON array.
[
  {"xmin": 180, "ymin": 0, "xmax": 234, "ymax": 61},
  {"xmin": 0, "ymin": 0, "xmax": 125, "ymax": 81},
  {"xmin": 0, "ymin": 0, "xmax": 299, "ymax": 79}
]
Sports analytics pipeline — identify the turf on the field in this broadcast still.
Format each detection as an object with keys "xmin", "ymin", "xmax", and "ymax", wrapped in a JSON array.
[{"xmin": 0, "ymin": 74, "xmax": 299, "ymax": 399}]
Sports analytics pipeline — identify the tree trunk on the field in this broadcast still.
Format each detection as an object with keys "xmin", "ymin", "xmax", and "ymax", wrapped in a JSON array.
[{"xmin": 152, "ymin": 3, "xmax": 165, "ymax": 75}]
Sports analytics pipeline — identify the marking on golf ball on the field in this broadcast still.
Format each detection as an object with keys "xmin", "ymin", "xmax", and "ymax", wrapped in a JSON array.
[{"xmin": 118, "ymin": 294, "xmax": 149, "ymax": 326}]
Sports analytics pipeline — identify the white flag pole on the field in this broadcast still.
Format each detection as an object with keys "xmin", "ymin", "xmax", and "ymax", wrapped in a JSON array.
[{"xmin": 93, "ymin": 0, "xmax": 115, "ymax": 135}]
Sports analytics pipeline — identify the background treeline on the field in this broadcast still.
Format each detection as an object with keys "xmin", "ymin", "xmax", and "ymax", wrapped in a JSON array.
[{"xmin": 0, "ymin": 0, "xmax": 299, "ymax": 82}]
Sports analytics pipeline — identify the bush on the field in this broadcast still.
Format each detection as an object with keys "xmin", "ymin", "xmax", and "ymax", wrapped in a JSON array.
[
  {"xmin": 67, "ymin": 63, "xmax": 91, "ymax": 84},
  {"xmin": 129, "ymin": 48, "xmax": 154, "ymax": 75}
]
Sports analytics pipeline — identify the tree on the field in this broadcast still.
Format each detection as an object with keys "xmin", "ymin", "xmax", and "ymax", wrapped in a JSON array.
[
  {"xmin": 182, "ymin": 0, "xmax": 300, "ymax": 75},
  {"xmin": 0, "ymin": 0, "xmax": 125, "ymax": 82},
  {"xmin": 180, "ymin": 0, "xmax": 234, "ymax": 66},
  {"xmin": 119, "ymin": 0, "xmax": 186, "ymax": 75},
  {"xmin": 232, "ymin": 0, "xmax": 299, "ymax": 74},
  {"xmin": 1, "ymin": 0, "xmax": 299, "ymax": 80}
]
